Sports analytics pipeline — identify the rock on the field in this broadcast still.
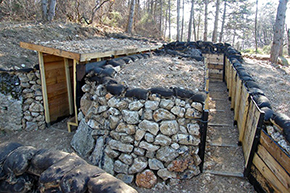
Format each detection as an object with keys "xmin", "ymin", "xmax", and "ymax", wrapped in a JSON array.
[
  {"xmin": 133, "ymin": 148, "xmax": 145, "ymax": 156},
  {"xmin": 108, "ymin": 97, "xmax": 120, "ymax": 108},
  {"xmin": 97, "ymin": 105, "xmax": 108, "ymax": 114},
  {"xmin": 136, "ymin": 169, "xmax": 157, "ymax": 189},
  {"xmin": 185, "ymin": 108, "xmax": 202, "ymax": 119},
  {"xmin": 171, "ymin": 143, "xmax": 180, "ymax": 149},
  {"xmin": 109, "ymin": 115, "xmax": 119, "ymax": 129},
  {"xmin": 160, "ymin": 99, "xmax": 175, "ymax": 110},
  {"xmin": 121, "ymin": 135, "xmax": 134, "ymax": 144},
  {"xmin": 139, "ymin": 141, "xmax": 160, "ymax": 152},
  {"xmin": 172, "ymin": 134, "xmax": 200, "ymax": 146},
  {"xmin": 128, "ymin": 157, "xmax": 148, "ymax": 174},
  {"xmin": 87, "ymin": 119, "xmax": 101, "ymax": 129},
  {"xmin": 175, "ymin": 99, "xmax": 186, "ymax": 107},
  {"xmin": 109, "ymin": 140, "xmax": 134, "ymax": 153},
  {"xmin": 178, "ymin": 168, "xmax": 200, "ymax": 180},
  {"xmin": 179, "ymin": 125, "xmax": 188, "ymax": 134},
  {"xmin": 138, "ymin": 120, "xmax": 159, "ymax": 135},
  {"xmin": 116, "ymin": 123, "xmax": 136, "ymax": 135},
  {"xmin": 81, "ymin": 84, "xmax": 91, "ymax": 92},
  {"xmin": 145, "ymin": 133, "xmax": 154, "ymax": 143},
  {"xmin": 105, "ymin": 146, "xmax": 120, "ymax": 158},
  {"xmin": 154, "ymin": 134, "xmax": 172, "ymax": 146},
  {"xmin": 71, "ymin": 120, "xmax": 95, "ymax": 157},
  {"xmin": 29, "ymin": 102, "xmax": 44, "ymax": 112},
  {"xmin": 167, "ymin": 158, "xmax": 190, "ymax": 172},
  {"xmin": 114, "ymin": 160, "xmax": 129, "ymax": 174},
  {"xmin": 156, "ymin": 147, "xmax": 179, "ymax": 163},
  {"xmin": 191, "ymin": 102, "xmax": 203, "ymax": 112},
  {"xmin": 148, "ymin": 158, "xmax": 164, "ymax": 170},
  {"xmin": 160, "ymin": 120, "xmax": 179, "ymax": 136},
  {"xmin": 122, "ymin": 110, "xmax": 139, "ymax": 124},
  {"xmin": 187, "ymin": 123, "xmax": 200, "ymax": 136},
  {"xmin": 80, "ymin": 93, "xmax": 92, "ymax": 116},
  {"xmin": 116, "ymin": 174, "xmax": 134, "ymax": 184},
  {"xmin": 119, "ymin": 154, "xmax": 133, "ymax": 165},
  {"xmin": 144, "ymin": 109, "xmax": 153, "ymax": 120},
  {"xmin": 153, "ymin": 108, "xmax": 175, "ymax": 122},
  {"xmin": 135, "ymin": 129, "xmax": 146, "ymax": 141},
  {"xmin": 108, "ymin": 107, "xmax": 120, "ymax": 116},
  {"xmin": 193, "ymin": 154, "xmax": 202, "ymax": 166},
  {"xmin": 89, "ymin": 136, "xmax": 105, "ymax": 165},
  {"xmin": 96, "ymin": 85, "xmax": 107, "ymax": 96},
  {"xmin": 25, "ymin": 122, "xmax": 38, "ymax": 131},
  {"xmin": 129, "ymin": 101, "xmax": 144, "ymax": 111},
  {"xmin": 171, "ymin": 106, "xmax": 185, "ymax": 117},
  {"xmin": 145, "ymin": 151, "xmax": 155, "ymax": 159},
  {"xmin": 157, "ymin": 169, "xmax": 177, "ymax": 180},
  {"xmin": 145, "ymin": 101, "xmax": 159, "ymax": 110}
]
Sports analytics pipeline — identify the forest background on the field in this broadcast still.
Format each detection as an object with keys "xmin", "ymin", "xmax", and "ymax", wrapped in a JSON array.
[{"xmin": 0, "ymin": 0, "xmax": 289, "ymax": 61}]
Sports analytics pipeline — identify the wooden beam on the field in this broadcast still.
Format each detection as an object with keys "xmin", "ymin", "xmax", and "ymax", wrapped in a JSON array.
[
  {"xmin": 20, "ymin": 42, "xmax": 80, "ymax": 61},
  {"xmin": 38, "ymin": 52, "xmax": 50, "ymax": 125},
  {"xmin": 64, "ymin": 58, "xmax": 73, "ymax": 115}
]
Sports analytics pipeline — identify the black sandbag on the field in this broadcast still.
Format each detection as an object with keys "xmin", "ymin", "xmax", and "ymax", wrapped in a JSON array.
[
  {"xmin": 88, "ymin": 75, "xmax": 103, "ymax": 84},
  {"xmin": 245, "ymin": 81, "xmax": 260, "ymax": 89},
  {"xmin": 106, "ymin": 84, "xmax": 127, "ymax": 96},
  {"xmin": 149, "ymin": 87, "xmax": 174, "ymax": 98},
  {"xmin": 108, "ymin": 59, "xmax": 126, "ymax": 67},
  {"xmin": 60, "ymin": 164, "xmax": 105, "ymax": 193},
  {"xmin": 39, "ymin": 153, "xmax": 87, "ymax": 191},
  {"xmin": 93, "ymin": 67, "xmax": 103, "ymax": 74},
  {"xmin": 0, "ymin": 142, "xmax": 22, "ymax": 164},
  {"xmin": 272, "ymin": 113, "xmax": 290, "ymax": 142},
  {"xmin": 173, "ymin": 87, "xmax": 195, "ymax": 99},
  {"xmin": 135, "ymin": 54, "xmax": 144, "ymax": 59},
  {"xmin": 99, "ymin": 67, "xmax": 116, "ymax": 77},
  {"xmin": 239, "ymin": 75, "xmax": 254, "ymax": 82},
  {"xmin": 125, "ymin": 88, "xmax": 148, "ymax": 100},
  {"xmin": 86, "ymin": 61, "xmax": 107, "ymax": 73},
  {"xmin": 28, "ymin": 149, "xmax": 69, "ymax": 176},
  {"xmin": 191, "ymin": 92, "xmax": 207, "ymax": 104},
  {"xmin": 101, "ymin": 77, "xmax": 118, "ymax": 85},
  {"xmin": 116, "ymin": 57, "xmax": 133, "ymax": 64},
  {"xmin": 0, "ymin": 174, "xmax": 35, "ymax": 193},
  {"xmin": 247, "ymin": 88, "xmax": 265, "ymax": 96},
  {"xmin": 253, "ymin": 95, "xmax": 272, "ymax": 109},
  {"xmin": 127, "ymin": 55, "xmax": 139, "ymax": 62},
  {"xmin": 142, "ymin": 53, "xmax": 151, "ymax": 59},
  {"xmin": 260, "ymin": 107, "xmax": 274, "ymax": 122}
]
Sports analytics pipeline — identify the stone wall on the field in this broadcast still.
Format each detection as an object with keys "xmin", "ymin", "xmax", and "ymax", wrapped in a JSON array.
[
  {"xmin": 72, "ymin": 76, "xmax": 205, "ymax": 188},
  {"xmin": 0, "ymin": 68, "xmax": 45, "ymax": 131}
]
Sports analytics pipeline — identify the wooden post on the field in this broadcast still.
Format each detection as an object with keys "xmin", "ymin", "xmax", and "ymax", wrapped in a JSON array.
[
  {"xmin": 199, "ymin": 109, "xmax": 209, "ymax": 173},
  {"xmin": 64, "ymin": 58, "xmax": 73, "ymax": 115},
  {"xmin": 38, "ymin": 52, "xmax": 50, "ymax": 125}
]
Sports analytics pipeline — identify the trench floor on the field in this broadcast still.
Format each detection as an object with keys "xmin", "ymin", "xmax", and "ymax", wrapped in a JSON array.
[{"xmin": 204, "ymin": 81, "xmax": 245, "ymax": 178}]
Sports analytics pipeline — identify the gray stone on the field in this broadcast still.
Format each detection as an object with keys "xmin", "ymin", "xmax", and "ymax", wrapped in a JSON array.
[
  {"xmin": 145, "ymin": 151, "xmax": 155, "ymax": 158},
  {"xmin": 153, "ymin": 108, "xmax": 175, "ymax": 122},
  {"xmin": 138, "ymin": 120, "xmax": 159, "ymax": 135},
  {"xmin": 31, "ymin": 112, "xmax": 39, "ymax": 117},
  {"xmin": 26, "ymin": 122, "xmax": 38, "ymax": 131},
  {"xmin": 114, "ymin": 160, "xmax": 129, "ymax": 174},
  {"xmin": 187, "ymin": 123, "xmax": 200, "ymax": 136},
  {"xmin": 160, "ymin": 99, "xmax": 175, "ymax": 110},
  {"xmin": 116, "ymin": 123, "xmax": 136, "ymax": 135},
  {"xmin": 154, "ymin": 134, "xmax": 172, "ymax": 146},
  {"xmin": 185, "ymin": 108, "xmax": 198, "ymax": 119},
  {"xmin": 171, "ymin": 106, "xmax": 185, "ymax": 117},
  {"xmin": 129, "ymin": 158, "xmax": 148, "ymax": 174},
  {"xmin": 139, "ymin": 141, "xmax": 160, "ymax": 152},
  {"xmin": 143, "ymin": 109, "xmax": 153, "ymax": 120},
  {"xmin": 171, "ymin": 143, "xmax": 180, "ymax": 149},
  {"xmin": 133, "ymin": 147, "xmax": 145, "ymax": 156},
  {"xmin": 160, "ymin": 120, "xmax": 179, "ymax": 136},
  {"xmin": 104, "ymin": 146, "xmax": 120, "ymax": 158},
  {"xmin": 191, "ymin": 102, "xmax": 203, "ymax": 112},
  {"xmin": 149, "ymin": 158, "xmax": 164, "ymax": 170},
  {"xmin": 116, "ymin": 174, "xmax": 134, "ymax": 184},
  {"xmin": 179, "ymin": 126, "xmax": 188, "ymax": 134},
  {"xmin": 97, "ymin": 97, "xmax": 107, "ymax": 106},
  {"xmin": 117, "ymin": 100, "xmax": 129, "ymax": 110},
  {"xmin": 89, "ymin": 136, "xmax": 105, "ymax": 165},
  {"xmin": 145, "ymin": 101, "xmax": 159, "ymax": 110},
  {"xmin": 156, "ymin": 147, "xmax": 179, "ymax": 163},
  {"xmin": 172, "ymin": 134, "xmax": 200, "ymax": 146},
  {"xmin": 24, "ymin": 98, "xmax": 34, "ymax": 105},
  {"xmin": 179, "ymin": 168, "xmax": 200, "ymax": 180},
  {"xmin": 109, "ymin": 139, "xmax": 134, "ymax": 153},
  {"xmin": 129, "ymin": 101, "xmax": 144, "ymax": 111},
  {"xmin": 91, "ymin": 129, "xmax": 109, "ymax": 137},
  {"xmin": 96, "ymin": 85, "xmax": 107, "ymax": 96},
  {"xmin": 108, "ymin": 107, "xmax": 120, "ymax": 116},
  {"xmin": 122, "ymin": 110, "xmax": 139, "ymax": 124},
  {"xmin": 135, "ymin": 129, "xmax": 146, "ymax": 141},
  {"xmin": 97, "ymin": 106, "xmax": 108, "ymax": 114},
  {"xmin": 109, "ymin": 115, "xmax": 119, "ymax": 130},
  {"xmin": 80, "ymin": 93, "xmax": 93, "ymax": 116},
  {"xmin": 87, "ymin": 119, "xmax": 101, "ymax": 129},
  {"xmin": 157, "ymin": 169, "xmax": 177, "ymax": 180},
  {"xmin": 82, "ymin": 84, "xmax": 91, "ymax": 92},
  {"xmin": 145, "ymin": 133, "xmax": 154, "ymax": 143},
  {"xmin": 108, "ymin": 97, "xmax": 120, "ymax": 108},
  {"xmin": 119, "ymin": 154, "xmax": 133, "ymax": 165},
  {"xmin": 18, "ymin": 74, "xmax": 29, "ymax": 82},
  {"xmin": 71, "ymin": 119, "xmax": 95, "ymax": 157},
  {"xmin": 121, "ymin": 135, "xmax": 134, "ymax": 144},
  {"xmin": 29, "ymin": 102, "xmax": 44, "ymax": 112},
  {"xmin": 27, "ymin": 72, "xmax": 35, "ymax": 81},
  {"xmin": 175, "ymin": 99, "xmax": 186, "ymax": 107}
]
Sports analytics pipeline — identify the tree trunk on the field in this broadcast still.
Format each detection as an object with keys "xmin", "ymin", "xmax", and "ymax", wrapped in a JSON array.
[
  {"xmin": 168, "ymin": 0, "xmax": 171, "ymax": 40},
  {"xmin": 41, "ymin": 0, "xmax": 48, "ymax": 21},
  {"xmin": 159, "ymin": 0, "xmax": 163, "ymax": 38},
  {"xmin": 177, "ymin": 0, "xmax": 180, "ymax": 41},
  {"xmin": 181, "ymin": 0, "xmax": 185, "ymax": 41},
  {"xmin": 126, "ymin": 0, "xmax": 136, "ymax": 34},
  {"xmin": 255, "ymin": 0, "xmax": 259, "ymax": 53},
  {"xmin": 212, "ymin": 0, "xmax": 220, "ymax": 43},
  {"xmin": 219, "ymin": 0, "xmax": 227, "ymax": 42},
  {"xmin": 288, "ymin": 28, "xmax": 290, "ymax": 56},
  {"xmin": 188, "ymin": 0, "xmax": 194, "ymax": 42},
  {"xmin": 164, "ymin": 7, "xmax": 168, "ymax": 38},
  {"xmin": 197, "ymin": 14, "xmax": 201, "ymax": 40},
  {"xmin": 204, "ymin": 0, "xmax": 208, "ymax": 41},
  {"xmin": 270, "ymin": 0, "xmax": 288, "ymax": 63},
  {"xmin": 47, "ymin": 0, "xmax": 57, "ymax": 21}
]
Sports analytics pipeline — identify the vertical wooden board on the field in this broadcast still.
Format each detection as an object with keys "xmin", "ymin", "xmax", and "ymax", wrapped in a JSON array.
[
  {"xmin": 231, "ymin": 70, "xmax": 237, "ymax": 109},
  {"xmin": 234, "ymin": 77, "xmax": 242, "ymax": 121},
  {"xmin": 228, "ymin": 64, "xmax": 233, "ymax": 97},
  {"xmin": 260, "ymin": 130, "xmax": 290, "ymax": 173},
  {"xmin": 251, "ymin": 165, "xmax": 278, "ymax": 193},
  {"xmin": 257, "ymin": 144, "xmax": 290, "ymax": 189},
  {"xmin": 253, "ymin": 154, "xmax": 289, "ymax": 193},
  {"xmin": 238, "ymin": 85, "xmax": 250, "ymax": 142},
  {"xmin": 243, "ymin": 99, "xmax": 261, "ymax": 166},
  {"xmin": 64, "ymin": 58, "xmax": 73, "ymax": 115},
  {"xmin": 225, "ymin": 58, "xmax": 230, "ymax": 89}
]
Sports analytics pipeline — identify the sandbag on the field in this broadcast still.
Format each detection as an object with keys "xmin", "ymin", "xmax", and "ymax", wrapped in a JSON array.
[
  {"xmin": 253, "ymin": 95, "xmax": 272, "ymax": 109},
  {"xmin": 149, "ymin": 87, "xmax": 174, "ymax": 98},
  {"xmin": 127, "ymin": 55, "xmax": 139, "ymax": 62},
  {"xmin": 260, "ymin": 107, "xmax": 274, "ymax": 122},
  {"xmin": 116, "ymin": 57, "xmax": 132, "ymax": 64},
  {"xmin": 0, "ymin": 174, "xmax": 35, "ymax": 193},
  {"xmin": 106, "ymin": 84, "xmax": 127, "ymax": 96},
  {"xmin": 28, "ymin": 149, "xmax": 69, "ymax": 177},
  {"xmin": 86, "ymin": 61, "xmax": 107, "ymax": 73},
  {"xmin": 107, "ymin": 59, "xmax": 126, "ymax": 67},
  {"xmin": 125, "ymin": 88, "xmax": 148, "ymax": 100},
  {"xmin": 99, "ymin": 67, "xmax": 116, "ymax": 77},
  {"xmin": 272, "ymin": 113, "xmax": 290, "ymax": 142},
  {"xmin": 245, "ymin": 81, "xmax": 260, "ymax": 89},
  {"xmin": 247, "ymin": 88, "xmax": 265, "ymax": 96},
  {"xmin": 191, "ymin": 92, "xmax": 207, "ymax": 104},
  {"xmin": 0, "ymin": 142, "xmax": 22, "ymax": 164},
  {"xmin": 173, "ymin": 87, "xmax": 195, "ymax": 99}
]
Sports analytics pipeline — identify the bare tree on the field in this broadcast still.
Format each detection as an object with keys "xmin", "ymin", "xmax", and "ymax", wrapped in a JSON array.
[
  {"xmin": 288, "ymin": 28, "xmax": 290, "ymax": 55},
  {"xmin": 42, "ymin": 0, "xmax": 48, "ymax": 21},
  {"xmin": 187, "ymin": 0, "xmax": 195, "ymax": 42},
  {"xmin": 204, "ymin": 0, "xmax": 208, "ymax": 41},
  {"xmin": 255, "ymin": 0, "xmax": 258, "ymax": 53},
  {"xmin": 82, "ymin": 0, "xmax": 113, "ymax": 25},
  {"xmin": 177, "ymin": 0, "xmax": 181, "ymax": 41},
  {"xmin": 168, "ymin": 0, "xmax": 172, "ymax": 40},
  {"xmin": 127, "ymin": 0, "xmax": 136, "ymax": 34},
  {"xmin": 219, "ymin": 0, "xmax": 227, "ymax": 42},
  {"xmin": 270, "ymin": 0, "xmax": 288, "ymax": 63},
  {"xmin": 41, "ymin": 0, "xmax": 57, "ymax": 22},
  {"xmin": 181, "ymin": 0, "xmax": 185, "ymax": 41},
  {"xmin": 212, "ymin": 0, "xmax": 220, "ymax": 42}
]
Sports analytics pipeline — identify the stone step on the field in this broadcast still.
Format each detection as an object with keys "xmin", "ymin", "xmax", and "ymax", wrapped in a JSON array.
[
  {"xmin": 208, "ymin": 110, "xmax": 235, "ymax": 125},
  {"xmin": 209, "ymin": 90, "xmax": 229, "ymax": 99},
  {"xmin": 208, "ymin": 99, "xmax": 231, "ymax": 111},
  {"xmin": 206, "ymin": 126, "xmax": 239, "ymax": 147},
  {"xmin": 204, "ymin": 170, "xmax": 244, "ymax": 178},
  {"xmin": 204, "ymin": 146, "xmax": 245, "ymax": 174}
]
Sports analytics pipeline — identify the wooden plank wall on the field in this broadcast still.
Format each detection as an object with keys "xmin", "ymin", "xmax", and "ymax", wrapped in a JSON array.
[
  {"xmin": 43, "ymin": 54, "xmax": 71, "ymax": 122},
  {"xmin": 204, "ymin": 54, "xmax": 224, "ymax": 81},
  {"xmin": 224, "ymin": 56, "xmax": 290, "ymax": 193}
]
